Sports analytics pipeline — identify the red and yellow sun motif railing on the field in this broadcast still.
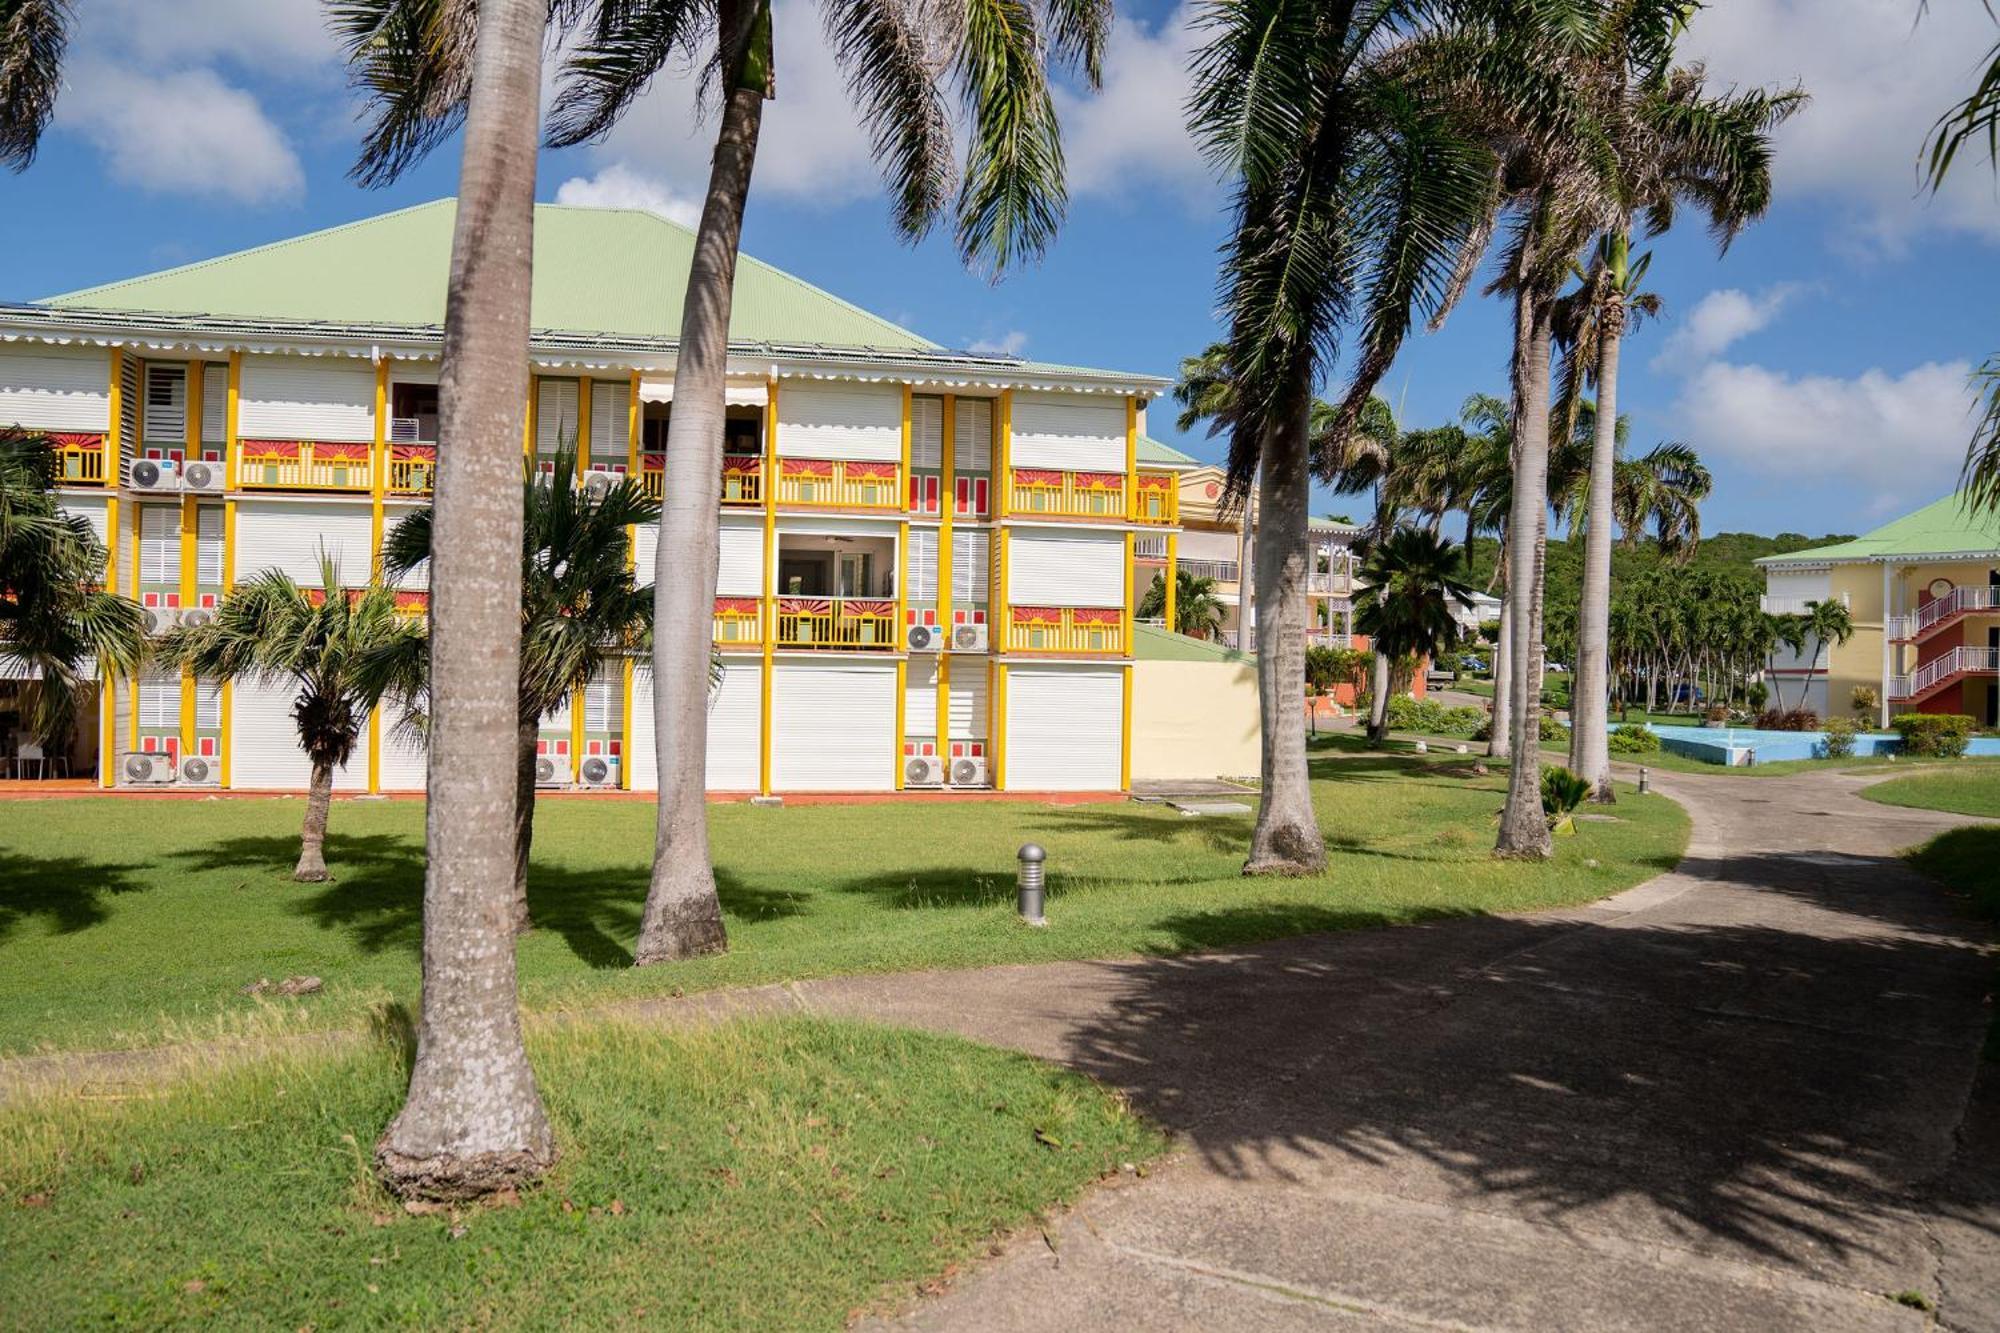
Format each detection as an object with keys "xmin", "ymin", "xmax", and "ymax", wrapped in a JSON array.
[
  {"xmin": 1129, "ymin": 472, "xmax": 1178, "ymax": 524},
  {"xmin": 393, "ymin": 590, "xmax": 430, "ymax": 619},
  {"xmin": 52, "ymin": 432, "xmax": 108, "ymax": 486},
  {"xmin": 774, "ymin": 458, "xmax": 901, "ymax": 510},
  {"xmin": 713, "ymin": 596, "xmax": 763, "ymax": 647},
  {"xmin": 238, "ymin": 440, "xmax": 373, "ymax": 492},
  {"xmin": 635, "ymin": 452, "xmax": 764, "ymax": 505},
  {"xmin": 1009, "ymin": 468, "xmax": 1126, "ymax": 519},
  {"xmin": 387, "ymin": 444, "xmax": 437, "ymax": 496},
  {"xmin": 775, "ymin": 596, "xmax": 898, "ymax": 650},
  {"xmin": 1004, "ymin": 604, "xmax": 1126, "ymax": 654}
]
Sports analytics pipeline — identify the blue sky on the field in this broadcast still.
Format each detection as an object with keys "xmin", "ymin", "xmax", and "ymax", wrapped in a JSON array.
[{"xmin": 2, "ymin": 0, "xmax": 1995, "ymax": 537}]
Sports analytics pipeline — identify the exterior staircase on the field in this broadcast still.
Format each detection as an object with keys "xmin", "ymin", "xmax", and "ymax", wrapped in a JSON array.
[
  {"xmin": 1889, "ymin": 586, "xmax": 2000, "ymax": 646},
  {"xmin": 1889, "ymin": 644, "xmax": 2000, "ymax": 704}
]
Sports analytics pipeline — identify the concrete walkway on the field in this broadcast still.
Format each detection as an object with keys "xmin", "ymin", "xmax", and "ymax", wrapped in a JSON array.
[{"xmin": 798, "ymin": 767, "xmax": 1997, "ymax": 1331}]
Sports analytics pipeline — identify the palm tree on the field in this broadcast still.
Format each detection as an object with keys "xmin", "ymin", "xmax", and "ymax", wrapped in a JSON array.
[
  {"xmin": 0, "ymin": 431, "xmax": 147, "ymax": 748},
  {"xmin": 363, "ymin": 0, "xmax": 557, "ymax": 1204},
  {"xmin": 1186, "ymin": 0, "xmax": 1499, "ymax": 872},
  {"xmin": 1140, "ymin": 567, "xmax": 1226, "ymax": 639},
  {"xmin": 1613, "ymin": 442, "xmax": 1710, "ymax": 554},
  {"xmin": 1354, "ymin": 528, "xmax": 1476, "ymax": 745},
  {"xmin": 377, "ymin": 447, "xmax": 658, "ymax": 933},
  {"xmin": 156, "ymin": 554, "xmax": 424, "ymax": 881},
  {"xmin": 0, "ymin": 0, "xmax": 71, "ymax": 172},
  {"xmin": 1797, "ymin": 599, "xmax": 1853, "ymax": 715}
]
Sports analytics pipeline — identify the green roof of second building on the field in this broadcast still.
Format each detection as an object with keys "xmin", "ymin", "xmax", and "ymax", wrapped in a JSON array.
[{"xmin": 1755, "ymin": 493, "xmax": 2000, "ymax": 565}]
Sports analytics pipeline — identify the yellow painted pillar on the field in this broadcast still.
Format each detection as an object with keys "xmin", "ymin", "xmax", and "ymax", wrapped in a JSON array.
[
  {"xmin": 524, "ymin": 374, "xmax": 539, "ymax": 466},
  {"xmin": 1164, "ymin": 530, "xmax": 1179, "ymax": 635},
  {"xmin": 992, "ymin": 662, "xmax": 1008, "ymax": 791},
  {"xmin": 1123, "ymin": 530, "xmax": 1136, "ymax": 656},
  {"xmin": 576, "ymin": 375, "xmax": 593, "ymax": 481},
  {"xmin": 620, "ymin": 655, "xmax": 635, "ymax": 790},
  {"xmin": 225, "ymin": 353, "xmax": 241, "ymax": 490},
  {"xmin": 103, "ymin": 347, "xmax": 122, "ymax": 483},
  {"xmin": 900, "ymin": 384, "xmax": 913, "ymax": 509},
  {"xmin": 937, "ymin": 394, "xmax": 955, "ymax": 752},
  {"xmin": 571, "ymin": 686, "xmax": 586, "ymax": 784},
  {"xmin": 186, "ymin": 358, "xmax": 204, "ymax": 463},
  {"xmin": 935, "ymin": 652, "xmax": 950, "ymax": 767},
  {"xmin": 894, "ymin": 658, "xmax": 908, "ymax": 791},
  {"xmin": 368, "ymin": 708, "xmax": 382, "ymax": 793},
  {"xmin": 759, "ymin": 376, "xmax": 779, "ymax": 795},
  {"xmin": 1121, "ymin": 664, "xmax": 1133, "ymax": 792},
  {"xmin": 100, "ymin": 490, "xmax": 119, "ymax": 787},
  {"xmin": 997, "ymin": 389, "xmax": 1012, "ymax": 519},
  {"xmin": 626, "ymin": 370, "xmax": 642, "ymax": 573},
  {"xmin": 995, "ymin": 526, "xmax": 1010, "ymax": 655},
  {"xmin": 370, "ymin": 360, "xmax": 388, "ymax": 574},
  {"xmin": 1124, "ymin": 395, "xmax": 1138, "ymax": 506},
  {"xmin": 220, "ymin": 498, "xmax": 236, "ymax": 789},
  {"xmin": 179, "ymin": 495, "xmax": 198, "ymax": 756}
]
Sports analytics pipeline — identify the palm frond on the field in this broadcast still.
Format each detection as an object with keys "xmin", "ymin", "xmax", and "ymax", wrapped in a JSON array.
[
  {"xmin": 817, "ymin": 0, "xmax": 956, "ymax": 241},
  {"xmin": 951, "ymin": 0, "xmax": 1068, "ymax": 274},
  {"xmin": 546, "ymin": 0, "xmax": 715, "ymax": 147},
  {"xmin": 0, "ymin": 0, "xmax": 70, "ymax": 171},
  {"xmin": 330, "ymin": 0, "xmax": 480, "ymax": 187}
]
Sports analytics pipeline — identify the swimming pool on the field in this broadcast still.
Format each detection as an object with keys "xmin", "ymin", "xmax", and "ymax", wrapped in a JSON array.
[{"xmin": 1630, "ymin": 724, "xmax": 2000, "ymax": 766}]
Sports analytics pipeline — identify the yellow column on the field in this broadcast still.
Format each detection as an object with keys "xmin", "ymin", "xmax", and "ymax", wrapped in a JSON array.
[
  {"xmin": 627, "ymin": 371, "xmax": 641, "ymax": 475},
  {"xmin": 993, "ymin": 662, "xmax": 1008, "ymax": 790},
  {"xmin": 759, "ymin": 376, "xmax": 779, "ymax": 795},
  {"xmin": 186, "ymin": 359, "xmax": 204, "ymax": 462},
  {"xmin": 937, "ymin": 394, "xmax": 955, "ymax": 752},
  {"xmin": 179, "ymin": 496, "xmax": 198, "ymax": 756},
  {"xmin": 1123, "ymin": 530, "xmax": 1135, "ymax": 655},
  {"xmin": 935, "ymin": 652, "xmax": 950, "ymax": 767},
  {"xmin": 997, "ymin": 389, "xmax": 1012, "ymax": 519},
  {"xmin": 900, "ymin": 384, "xmax": 913, "ymax": 507},
  {"xmin": 894, "ymin": 658, "xmax": 908, "ymax": 791},
  {"xmin": 368, "ymin": 708, "xmax": 381, "ymax": 793},
  {"xmin": 1124, "ymin": 395, "xmax": 1138, "ymax": 504},
  {"xmin": 104, "ymin": 348, "xmax": 122, "ymax": 483},
  {"xmin": 627, "ymin": 370, "xmax": 642, "ymax": 574},
  {"xmin": 620, "ymin": 656, "xmax": 636, "ymax": 790},
  {"xmin": 225, "ymin": 353, "xmax": 241, "ymax": 490},
  {"xmin": 571, "ymin": 686, "xmax": 586, "ymax": 783},
  {"xmin": 524, "ymin": 375, "xmax": 538, "ymax": 466},
  {"xmin": 1164, "ymin": 530, "xmax": 1179, "ymax": 635},
  {"xmin": 100, "ymin": 492, "xmax": 119, "ymax": 786},
  {"xmin": 1121, "ymin": 664, "xmax": 1133, "ymax": 792},
  {"xmin": 370, "ymin": 360, "xmax": 388, "ymax": 573},
  {"xmin": 576, "ymin": 375, "xmax": 593, "ymax": 480},
  {"xmin": 220, "ymin": 499, "xmax": 235, "ymax": 788},
  {"xmin": 995, "ymin": 526, "xmax": 1010, "ymax": 655}
]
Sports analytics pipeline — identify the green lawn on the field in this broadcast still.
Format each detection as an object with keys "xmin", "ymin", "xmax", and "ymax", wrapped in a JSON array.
[
  {"xmin": 1862, "ymin": 767, "xmax": 2000, "ymax": 818},
  {"xmin": 0, "ymin": 1017, "xmax": 1163, "ymax": 1329},
  {"xmin": 0, "ymin": 749, "xmax": 1687, "ymax": 1055},
  {"xmin": 1905, "ymin": 824, "xmax": 2000, "ymax": 1058}
]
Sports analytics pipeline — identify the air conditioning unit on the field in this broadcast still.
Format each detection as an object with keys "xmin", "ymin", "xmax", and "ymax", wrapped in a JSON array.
[
  {"xmin": 127, "ymin": 458, "xmax": 180, "ymax": 492},
  {"xmin": 582, "ymin": 469, "xmax": 619, "ymax": 502},
  {"xmin": 122, "ymin": 752, "xmax": 175, "ymax": 784},
  {"xmin": 534, "ymin": 755, "xmax": 562, "ymax": 786},
  {"xmin": 949, "ymin": 755, "xmax": 988, "ymax": 788},
  {"xmin": 389, "ymin": 416, "xmax": 425, "ymax": 444},
  {"xmin": 180, "ymin": 459, "xmax": 222, "ymax": 493},
  {"xmin": 177, "ymin": 606, "xmax": 216, "ymax": 630},
  {"xmin": 906, "ymin": 622, "xmax": 941, "ymax": 652},
  {"xmin": 179, "ymin": 754, "xmax": 219, "ymax": 786},
  {"xmin": 951, "ymin": 623, "xmax": 988, "ymax": 653},
  {"xmin": 579, "ymin": 756, "xmax": 615, "ymax": 787},
  {"xmin": 905, "ymin": 754, "xmax": 944, "ymax": 787},
  {"xmin": 141, "ymin": 606, "xmax": 176, "ymax": 636}
]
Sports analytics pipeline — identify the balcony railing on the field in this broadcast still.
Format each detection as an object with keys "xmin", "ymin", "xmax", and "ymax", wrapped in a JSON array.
[
  {"xmin": 713, "ymin": 597, "xmax": 763, "ymax": 648},
  {"xmin": 1307, "ymin": 570, "xmax": 1354, "ymax": 595},
  {"xmin": 1179, "ymin": 557, "xmax": 1241, "ymax": 585},
  {"xmin": 238, "ymin": 440, "xmax": 373, "ymax": 492},
  {"xmin": 1897, "ymin": 585, "xmax": 2000, "ymax": 641},
  {"xmin": 636, "ymin": 453, "xmax": 766, "ymax": 505},
  {"xmin": 1892, "ymin": 645, "xmax": 2000, "ymax": 700},
  {"xmin": 1131, "ymin": 473, "xmax": 1178, "ymax": 524},
  {"xmin": 54, "ymin": 433, "xmax": 107, "ymax": 485},
  {"xmin": 1005, "ymin": 605, "xmax": 1126, "ymax": 655},
  {"xmin": 1760, "ymin": 593, "xmax": 1847, "ymax": 617},
  {"xmin": 1133, "ymin": 535, "xmax": 1168, "ymax": 561},
  {"xmin": 776, "ymin": 458, "xmax": 900, "ymax": 510},
  {"xmin": 387, "ymin": 445, "xmax": 437, "ymax": 496},
  {"xmin": 775, "ymin": 596, "xmax": 897, "ymax": 650},
  {"xmin": 1009, "ymin": 468, "xmax": 1126, "ymax": 520}
]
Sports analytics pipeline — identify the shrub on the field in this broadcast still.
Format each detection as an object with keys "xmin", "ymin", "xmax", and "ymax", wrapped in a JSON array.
[
  {"xmin": 1383, "ymin": 695, "xmax": 1486, "ymax": 736},
  {"xmin": 1746, "ymin": 681, "xmax": 1769, "ymax": 710},
  {"xmin": 1890, "ymin": 713, "xmax": 1976, "ymax": 758},
  {"xmin": 1850, "ymin": 685, "xmax": 1878, "ymax": 721},
  {"xmin": 1541, "ymin": 765, "xmax": 1591, "ymax": 835},
  {"xmin": 1754, "ymin": 708, "xmax": 1820, "ymax": 732},
  {"xmin": 1821, "ymin": 716, "xmax": 1859, "ymax": 758},
  {"xmin": 1305, "ymin": 645, "xmax": 1371, "ymax": 695},
  {"xmin": 1607, "ymin": 723, "xmax": 1661, "ymax": 754},
  {"xmin": 1540, "ymin": 716, "xmax": 1571, "ymax": 746},
  {"xmin": 1705, "ymin": 703, "xmax": 1729, "ymax": 724}
]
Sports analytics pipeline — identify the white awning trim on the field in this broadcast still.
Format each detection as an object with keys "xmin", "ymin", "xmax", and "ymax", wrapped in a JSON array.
[{"xmin": 637, "ymin": 377, "xmax": 769, "ymax": 406}]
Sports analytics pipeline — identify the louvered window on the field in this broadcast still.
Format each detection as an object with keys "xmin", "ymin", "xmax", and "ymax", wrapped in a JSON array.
[
  {"xmin": 952, "ymin": 530, "xmax": 989, "ymax": 603},
  {"xmin": 907, "ymin": 528, "xmax": 939, "ymax": 601},
  {"xmin": 194, "ymin": 680, "xmax": 222, "ymax": 730},
  {"xmin": 591, "ymin": 381, "xmax": 630, "ymax": 455},
  {"xmin": 585, "ymin": 674, "xmax": 620, "ymax": 731},
  {"xmin": 139, "ymin": 674, "xmax": 180, "ymax": 728},
  {"xmin": 955, "ymin": 399, "xmax": 992, "ymax": 471},
  {"xmin": 143, "ymin": 364, "xmax": 187, "ymax": 446},
  {"xmin": 911, "ymin": 397, "xmax": 943, "ymax": 469},
  {"xmin": 196, "ymin": 506, "xmax": 224, "ymax": 587},
  {"xmin": 140, "ymin": 505, "xmax": 179, "ymax": 586}
]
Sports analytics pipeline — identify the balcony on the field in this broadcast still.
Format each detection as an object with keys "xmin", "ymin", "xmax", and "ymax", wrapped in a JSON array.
[
  {"xmin": 776, "ymin": 458, "xmax": 900, "ymax": 510},
  {"xmin": 1890, "ymin": 645, "xmax": 2000, "ymax": 702},
  {"xmin": 1760, "ymin": 593, "xmax": 1847, "ymax": 617},
  {"xmin": 1004, "ymin": 605, "xmax": 1126, "ymax": 655},
  {"xmin": 1009, "ymin": 468, "xmax": 1126, "ymax": 521},
  {"xmin": 774, "ymin": 596, "xmax": 897, "ymax": 650},
  {"xmin": 1130, "ymin": 473, "xmax": 1178, "ymax": 524},
  {"xmin": 714, "ymin": 597, "xmax": 762, "ymax": 648},
  {"xmin": 53, "ymin": 433, "xmax": 108, "ymax": 485},
  {"xmin": 1179, "ymin": 557, "xmax": 1241, "ymax": 586},
  {"xmin": 1308, "ymin": 569, "xmax": 1354, "ymax": 596},
  {"xmin": 635, "ymin": 453, "xmax": 766, "ymax": 505},
  {"xmin": 238, "ymin": 440, "xmax": 373, "ymax": 492},
  {"xmin": 387, "ymin": 445, "xmax": 437, "ymax": 496},
  {"xmin": 1133, "ymin": 534, "xmax": 1168, "ymax": 561},
  {"xmin": 1889, "ymin": 586, "xmax": 2000, "ymax": 644}
]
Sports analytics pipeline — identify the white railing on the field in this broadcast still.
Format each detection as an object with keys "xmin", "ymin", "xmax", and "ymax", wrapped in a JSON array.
[
  {"xmin": 1133, "ymin": 535, "xmax": 1168, "ymax": 560},
  {"xmin": 1180, "ymin": 557, "xmax": 1241, "ymax": 584},
  {"xmin": 1895, "ymin": 645, "xmax": 2000, "ymax": 699},
  {"xmin": 1760, "ymin": 593, "xmax": 1847, "ymax": 616},
  {"xmin": 1910, "ymin": 585, "xmax": 1999, "ymax": 637},
  {"xmin": 1307, "ymin": 570, "xmax": 1353, "ymax": 595},
  {"xmin": 1306, "ymin": 629, "xmax": 1353, "ymax": 648}
]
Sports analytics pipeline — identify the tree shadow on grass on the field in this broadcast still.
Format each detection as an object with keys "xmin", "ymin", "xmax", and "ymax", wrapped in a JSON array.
[{"xmin": 0, "ymin": 850, "xmax": 147, "ymax": 942}]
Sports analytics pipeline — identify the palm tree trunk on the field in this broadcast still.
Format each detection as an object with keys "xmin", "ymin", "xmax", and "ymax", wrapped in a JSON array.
[
  {"xmin": 377, "ymin": 0, "xmax": 554, "ymax": 1203},
  {"xmin": 1489, "ymin": 596, "xmax": 1513, "ymax": 759},
  {"xmin": 1245, "ymin": 389, "xmax": 1325, "ymax": 876},
  {"xmin": 1367, "ymin": 649, "xmax": 1391, "ymax": 745},
  {"xmin": 633, "ymin": 0, "xmax": 767, "ymax": 965},
  {"xmin": 1570, "ymin": 295, "xmax": 1622, "ymax": 802},
  {"xmin": 294, "ymin": 757, "xmax": 334, "ymax": 882},
  {"xmin": 1497, "ymin": 287, "xmax": 1555, "ymax": 858},
  {"xmin": 512, "ymin": 715, "xmax": 537, "ymax": 934}
]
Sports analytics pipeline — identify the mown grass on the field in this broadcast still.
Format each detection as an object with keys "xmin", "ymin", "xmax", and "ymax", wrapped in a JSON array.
[
  {"xmin": 1862, "ymin": 766, "xmax": 2000, "ymax": 818},
  {"xmin": 1905, "ymin": 825, "xmax": 2000, "ymax": 1057},
  {"xmin": 0, "ymin": 749, "xmax": 1687, "ymax": 1055},
  {"xmin": 0, "ymin": 1017, "xmax": 1163, "ymax": 1329}
]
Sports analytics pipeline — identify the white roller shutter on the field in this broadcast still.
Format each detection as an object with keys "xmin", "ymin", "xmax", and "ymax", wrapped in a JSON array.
[
  {"xmin": 717, "ymin": 522, "xmax": 765, "ymax": 596},
  {"xmin": 953, "ymin": 530, "xmax": 990, "ymax": 604},
  {"xmin": 382, "ymin": 502, "xmax": 430, "ymax": 589},
  {"xmin": 1009, "ymin": 530, "xmax": 1125, "ymax": 606},
  {"xmin": 235, "ymin": 502, "xmax": 373, "ymax": 585},
  {"xmin": 773, "ymin": 663, "xmax": 894, "ymax": 791},
  {"xmin": 628, "ymin": 662, "xmax": 762, "ymax": 791},
  {"xmin": 376, "ymin": 711, "xmax": 428, "ymax": 791},
  {"xmin": 230, "ymin": 679, "xmax": 309, "ymax": 789},
  {"xmin": 906, "ymin": 658, "xmax": 939, "ymax": 737},
  {"xmin": 911, "ymin": 397, "xmax": 943, "ymax": 468},
  {"xmin": 201, "ymin": 364, "xmax": 228, "ymax": 442},
  {"xmin": 633, "ymin": 522, "xmax": 659, "ymax": 586},
  {"xmin": 537, "ymin": 378, "xmax": 580, "ymax": 452},
  {"xmin": 630, "ymin": 664, "xmax": 658, "ymax": 790},
  {"xmin": 907, "ymin": 528, "xmax": 938, "ymax": 601},
  {"xmin": 949, "ymin": 662, "xmax": 989, "ymax": 739},
  {"xmin": 955, "ymin": 399, "xmax": 992, "ymax": 470},
  {"xmin": 139, "ymin": 505, "xmax": 179, "ymax": 586},
  {"xmin": 777, "ymin": 382, "xmax": 901, "ymax": 461},
  {"xmin": 238, "ymin": 354, "xmax": 375, "ymax": 442},
  {"xmin": 590, "ymin": 381, "xmax": 630, "ymax": 454},
  {"xmin": 1007, "ymin": 667, "xmax": 1122, "ymax": 791},
  {"xmin": 194, "ymin": 679, "xmax": 222, "ymax": 730},
  {"xmin": 138, "ymin": 673, "xmax": 179, "ymax": 729},
  {"xmin": 0, "ymin": 345, "xmax": 110, "ymax": 431},
  {"xmin": 61, "ymin": 495, "xmax": 108, "ymax": 548},
  {"xmin": 1010, "ymin": 392, "xmax": 1124, "ymax": 471}
]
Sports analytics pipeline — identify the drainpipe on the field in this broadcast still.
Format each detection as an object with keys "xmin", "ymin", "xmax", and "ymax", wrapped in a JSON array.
[{"xmin": 1881, "ymin": 560, "xmax": 1893, "ymax": 728}]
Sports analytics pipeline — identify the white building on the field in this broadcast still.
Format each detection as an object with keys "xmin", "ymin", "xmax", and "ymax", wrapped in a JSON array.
[{"xmin": 6, "ymin": 200, "xmax": 1185, "ymax": 795}]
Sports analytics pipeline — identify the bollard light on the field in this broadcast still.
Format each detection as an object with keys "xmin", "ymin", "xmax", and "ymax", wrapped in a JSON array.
[
  {"xmin": 1637, "ymin": 765, "xmax": 1649, "ymax": 795},
  {"xmin": 1017, "ymin": 843, "xmax": 1048, "ymax": 927}
]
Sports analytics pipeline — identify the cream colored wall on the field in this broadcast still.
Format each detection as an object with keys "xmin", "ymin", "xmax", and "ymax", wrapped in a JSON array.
[
  {"xmin": 1823, "ymin": 563, "xmax": 1883, "ymax": 714},
  {"xmin": 1131, "ymin": 659, "xmax": 1261, "ymax": 781}
]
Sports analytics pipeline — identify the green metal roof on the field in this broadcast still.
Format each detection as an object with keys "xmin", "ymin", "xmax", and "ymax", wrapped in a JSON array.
[
  {"xmin": 1133, "ymin": 624, "xmax": 1252, "ymax": 663},
  {"xmin": 1136, "ymin": 434, "xmax": 1199, "ymax": 467},
  {"xmin": 42, "ymin": 199, "xmax": 936, "ymax": 351},
  {"xmin": 1754, "ymin": 493, "xmax": 2000, "ymax": 565}
]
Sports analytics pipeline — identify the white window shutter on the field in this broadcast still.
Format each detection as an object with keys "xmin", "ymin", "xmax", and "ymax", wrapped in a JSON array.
[
  {"xmin": 911, "ymin": 397, "xmax": 943, "ymax": 469},
  {"xmin": 955, "ymin": 399, "xmax": 992, "ymax": 471},
  {"xmin": 591, "ymin": 381, "xmax": 630, "ymax": 454},
  {"xmin": 143, "ymin": 364, "xmax": 187, "ymax": 446},
  {"xmin": 907, "ymin": 528, "xmax": 938, "ymax": 601},
  {"xmin": 140, "ymin": 505, "xmax": 179, "ymax": 585},
  {"xmin": 952, "ymin": 530, "xmax": 990, "ymax": 604}
]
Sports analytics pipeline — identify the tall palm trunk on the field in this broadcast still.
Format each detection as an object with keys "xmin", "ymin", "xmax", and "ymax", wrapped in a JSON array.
[
  {"xmin": 1245, "ymin": 389, "xmax": 1325, "ymax": 875},
  {"xmin": 1496, "ymin": 286, "xmax": 1555, "ymax": 858},
  {"xmin": 1489, "ymin": 552, "xmax": 1513, "ymax": 759},
  {"xmin": 633, "ymin": 0, "xmax": 767, "ymax": 964},
  {"xmin": 295, "ymin": 757, "xmax": 334, "ymax": 882},
  {"xmin": 1570, "ymin": 288, "xmax": 1622, "ymax": 801},
  {"xmin": 1366, "ymin": 649, "xmax": 1391, "ymax": 744},
  {"xmin": 512, "ymin": 715, "xmax": 537, "ymax": 933},
  {"xmin": 377, "ymin": 0, "xmax": 554, "ymax": 1202}
]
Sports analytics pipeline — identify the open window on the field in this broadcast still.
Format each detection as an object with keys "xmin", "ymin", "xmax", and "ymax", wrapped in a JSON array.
[{"xmin": 389, "ymin": 382, "xmax": 440, "ymax": 444}]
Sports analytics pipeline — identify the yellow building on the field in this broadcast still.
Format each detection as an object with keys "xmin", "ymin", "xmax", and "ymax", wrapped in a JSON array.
[{"xmin": 1755, "ymin": 494, "xmax": 2000, "ymax": 725}]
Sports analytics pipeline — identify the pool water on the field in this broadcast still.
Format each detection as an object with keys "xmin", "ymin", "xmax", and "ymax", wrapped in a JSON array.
[{"xmin": 1631, "ymin": 723, "xmax": 2000, "ymax": 767}]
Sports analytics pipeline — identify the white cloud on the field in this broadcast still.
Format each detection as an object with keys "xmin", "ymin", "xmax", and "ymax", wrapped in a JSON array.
[
  {"xmin": 61, "ymin": 63, "xmax": 305, "ymax": 206},
  {"xmin": 1674, "ymin": 358, "xmax": 1979, "ymax": 507},
  {"xmin": 1683, "ymin": 0, "xmax": 2000, "ymax": 247},
  {"xmin": 967, "ymin": 331, "xmax": 1029, "ymax": 357},
  {"xmin": 1651, "ymin": 284, "xmax": 1805, "ymax": 371},
  {"xmin": 555, "ymin": 164, "xmax": 702, "ymax": 227},
  {"xmin": 80, "ymin": 0, "xmax": 337, "ymax": 68},
  {"xmin": 1054, "ymin": 3, "xmax": 1210, "ymax": 201}
]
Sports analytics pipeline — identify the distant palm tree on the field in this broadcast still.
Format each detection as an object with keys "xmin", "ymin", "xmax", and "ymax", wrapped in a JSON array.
[
  {"xmin": 0, "ymin": 431, "xmax": 147, "ymax": 747},
  {"xmin": 1139, "ymin": 567, "xmax": 1226, "ymax": 639},
  {"xmin": 1354, "ymin": 528, "xmax": 1476, "ymax": 746},
  {"xmin": 0, "ymin": 0, "xmax": 71, "ymax": 171},
  {"xmin": 1613, "ymin": 442, "xmax": 1711, "ymax": 556},
  {"xmin": 376, "ymin": 446, "xmax": 658, "ymax": 932},
  {"xmin": 157, "ymin": 554, "xmax": 424, "ymax": 881},
  {"xmin": 1796, "ymin": 599, "xmax": 1853, "ymax": 715}
]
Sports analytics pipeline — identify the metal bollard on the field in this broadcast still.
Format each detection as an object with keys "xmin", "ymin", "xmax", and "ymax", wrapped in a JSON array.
[
  {"xmin": 1017, "ymin": 843, "xmax": 1048, "ymax": 927},
  {"xmin": 1637, "ymin": 765, "xmax": 1649, "ymax": 795}
]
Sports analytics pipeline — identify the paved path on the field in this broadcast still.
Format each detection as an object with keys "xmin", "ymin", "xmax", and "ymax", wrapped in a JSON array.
[{"xmin": 800, "ymin": 767, "xmax": 1997, "ymax": 1331}]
